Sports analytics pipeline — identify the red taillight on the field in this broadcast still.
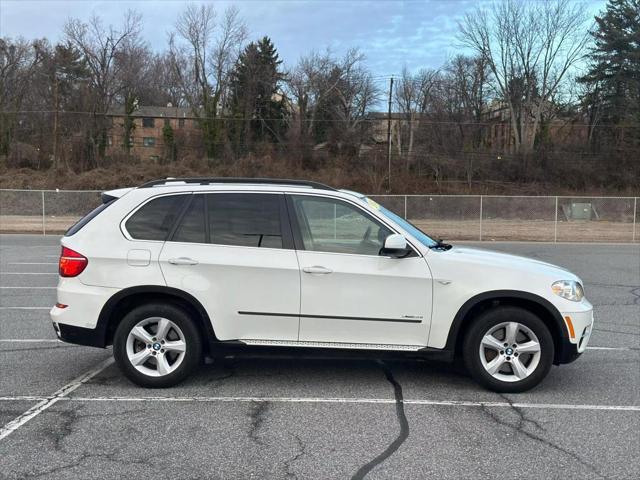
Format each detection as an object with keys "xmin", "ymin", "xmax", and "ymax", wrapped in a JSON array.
[{"xmin": 59, "ymin": 246, "xmax": 88, "ymax": 277}]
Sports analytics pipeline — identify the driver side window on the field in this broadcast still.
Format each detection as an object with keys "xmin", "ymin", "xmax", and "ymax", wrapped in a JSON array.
[{"xmin": 291, "ymin": 196, "xmax": 392, "ymax": 255}]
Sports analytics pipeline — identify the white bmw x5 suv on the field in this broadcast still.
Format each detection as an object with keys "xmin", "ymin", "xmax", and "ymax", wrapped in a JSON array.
[{"xmin": 50, "ymin": 177, "xmax": 593, "ymax": 392}]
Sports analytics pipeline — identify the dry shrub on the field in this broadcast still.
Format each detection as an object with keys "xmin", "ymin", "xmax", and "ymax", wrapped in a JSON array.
[
  {"xmin": 180, "ymin": 154, "xmax": 208, "ymax": 171},
  {"xmin": 1, "ymin": 151, "xmax": 639, "ymax": 197},
  {"xmin": 7, "ymin": 143, "xmax": 41, "ymax": 169}
]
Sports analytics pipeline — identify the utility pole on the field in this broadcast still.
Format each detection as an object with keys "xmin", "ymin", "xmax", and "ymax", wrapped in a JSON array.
[
  {"xmin": 386, "ymin": 76, "xmax": 393, "ymax": 191},
  {"xmin": 52, "ymin": 74, "xmax": 59, "ymax": 171}
]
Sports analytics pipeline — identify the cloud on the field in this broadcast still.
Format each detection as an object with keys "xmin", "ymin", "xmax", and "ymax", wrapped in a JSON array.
[{"xmin": 0, "ymin": 0, "xmax": 608, "ymax": 77}]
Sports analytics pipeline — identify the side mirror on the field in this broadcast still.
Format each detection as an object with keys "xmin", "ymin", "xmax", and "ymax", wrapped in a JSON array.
[{"xmin": 380, "ymin": 234, "xmax": 411, "ymax": 258}]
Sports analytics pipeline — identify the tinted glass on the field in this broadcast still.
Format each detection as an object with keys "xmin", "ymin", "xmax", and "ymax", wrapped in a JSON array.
[
  {"xmin": 65, "ymin": 200, "xmax": 113, "ymax": 237},
  {"xmin": 173, "ymin": 195, "xmax": 205, "ymax": 243},
  {"xmin": 292, "ymin": 196, "xmax": 391, "ymax": 255},
  {"xmin": 208, "ymin": 194, "xmax": 282, "ymax": 248},
  {"xmin": 126, "ymin": 195, "xmax": 186, "ymax": 241}
]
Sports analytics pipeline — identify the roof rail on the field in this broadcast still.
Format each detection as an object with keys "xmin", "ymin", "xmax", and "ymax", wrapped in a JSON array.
[{"xmin": 139, "ymin": 177, "xmax": 337, "ymax": 191}]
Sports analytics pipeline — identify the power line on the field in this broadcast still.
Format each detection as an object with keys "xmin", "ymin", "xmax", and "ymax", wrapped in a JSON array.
[{"xmin": 4, "ymin": 110, "xmax": 639, "ymax": 127}]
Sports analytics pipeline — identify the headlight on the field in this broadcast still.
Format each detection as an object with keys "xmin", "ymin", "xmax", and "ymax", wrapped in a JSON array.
[{"xmin": 551, "ymin": 280, "xmax": 584, "ymax": 302}]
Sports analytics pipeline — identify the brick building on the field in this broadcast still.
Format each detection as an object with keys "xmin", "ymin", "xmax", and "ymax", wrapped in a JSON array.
[{"xmin": 106, "ymin": 105, "xmax": 198, "ymax": 160}]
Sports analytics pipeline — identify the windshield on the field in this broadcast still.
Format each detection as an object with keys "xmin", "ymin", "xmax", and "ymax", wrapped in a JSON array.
[{"xmin": 364, "ymin": 197, "xmax": 438, "ymax": 248}]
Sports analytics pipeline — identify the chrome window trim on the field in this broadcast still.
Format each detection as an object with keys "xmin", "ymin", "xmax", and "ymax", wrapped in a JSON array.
[
  {"xmin": 120, "ymin": 191, "xmax": 193, "ymax": 242},
  {"xmin": 286, "ymin": 191, "xmax": 424, "ymax": 258}
]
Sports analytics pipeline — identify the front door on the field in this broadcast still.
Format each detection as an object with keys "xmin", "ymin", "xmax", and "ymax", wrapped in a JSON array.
[
  {"xmin": 289, "ymin": 194, "xmax": 432, "ymax": 347},
  {"xmin": 159, "ymin": 192, "xmax": 300, "ymax": 342}
]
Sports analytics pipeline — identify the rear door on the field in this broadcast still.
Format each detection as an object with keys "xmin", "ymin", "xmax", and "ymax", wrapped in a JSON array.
[
  {"xmin": 288, "ymin": 194, "xmax": 432, "ymax": 347},
  {"xmin": 159, "ymin": 192, "xmax": 300, "ymax": 341}
]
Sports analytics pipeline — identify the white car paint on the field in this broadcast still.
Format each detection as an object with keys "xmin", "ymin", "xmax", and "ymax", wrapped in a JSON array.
[{"xmin": 51, "ymin": 181, "xmax": 593, "ymax": 358}]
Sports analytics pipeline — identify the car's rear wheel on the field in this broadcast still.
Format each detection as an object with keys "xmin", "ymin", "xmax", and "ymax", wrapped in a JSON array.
[
  {"xmin": 113, "ymin": 302, "xmax": 202, "ymax": 388},
  {"xmin": 463, "ymin": 306, "xmax": 554, "ymax": 393}
]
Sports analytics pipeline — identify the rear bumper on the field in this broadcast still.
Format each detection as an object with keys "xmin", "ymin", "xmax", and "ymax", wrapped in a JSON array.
[
  {"xmin": 50, "ymin": 278, "xmax": 118, "ymax": 348},
  {"xmin": 52, "ymin": 321, "xmax": 107, "ymax": 348}
]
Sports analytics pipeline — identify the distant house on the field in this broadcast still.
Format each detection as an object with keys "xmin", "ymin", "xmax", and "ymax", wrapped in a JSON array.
[
  {"xmin": 481, "ymin": 101, "xmax": 590, "ymax": 152},
  {"xmin": 366, "ymin": 106, "xmax": 590, "ymax": 154},
  {"xmin": 106, "ymin": 104, "xmax": 198, "ymax": 160}
]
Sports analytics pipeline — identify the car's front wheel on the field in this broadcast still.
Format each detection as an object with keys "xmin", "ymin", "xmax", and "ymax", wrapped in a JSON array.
[
  {"xmin": 463, "ymin": 306, "xmax": 554, "ymax": 393},
  {"xmin": 113, "ymin": 302, "xmax": 202, "ymax": 388}
]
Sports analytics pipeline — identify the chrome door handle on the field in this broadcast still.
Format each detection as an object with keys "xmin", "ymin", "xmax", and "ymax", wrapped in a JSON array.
[
  {"xmin": 303, "ymin": 266, "xmax": 333, "ymax": 274},
  {"xmin": 168, "ymin": 257, "xmax": 199, "ymax": 266}
]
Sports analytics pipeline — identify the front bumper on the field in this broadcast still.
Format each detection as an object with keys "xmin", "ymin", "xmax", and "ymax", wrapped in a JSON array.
[{"xmin": 556, "ymin": 308, "xmax": 594, "ymax": 364}]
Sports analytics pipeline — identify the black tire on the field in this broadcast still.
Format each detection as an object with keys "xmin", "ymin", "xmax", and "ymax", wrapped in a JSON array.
[
  {"xmin": 113, "ymin": 302, "xmax": 203, "ymax": 388},
  {"xmin": 463, "ymin": 306, "xmax": 554, "ymax": 393}
]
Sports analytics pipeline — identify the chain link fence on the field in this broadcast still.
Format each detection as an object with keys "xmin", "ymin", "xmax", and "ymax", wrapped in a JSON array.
[
  {"xmin": 0, "ymin": 189, "xmax": 102, "ymax": 235},
  {"xmin": 0, "ymin": 189, "xmax": 637, "ymax": 243},
  {"xmin": 369, "ymin": 195, "xmax": 638, "ymax": 243}
]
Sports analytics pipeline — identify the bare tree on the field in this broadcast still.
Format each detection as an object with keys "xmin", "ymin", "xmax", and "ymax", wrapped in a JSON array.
[
  {"xmin": 170, "ymin": 4, "xmax": 246, "ymax": 161},
  {"xmin": 115, "ymin": 32, "xmax": 151, "ymax": 153},
  {"xmin": 459, "ymin": 0, "xmax": 589, "ymax": 153},
  {"xmin": 395, "ymin": 66, "xmax": 439, "ymax": 169},
  {"xmin": 327, "ymin": 49, "xmax": 380, "ymax": 152},
  {"xmin": 286, "ymin": 47, "xmax": 375, "ymax": 150},
  {"xmin": 0, "ymin": 38, "xmax": 43, "ymax": 159},
  {"xmin": 65, "ymin": 10, "xmax": 142, "ymax": 166}
]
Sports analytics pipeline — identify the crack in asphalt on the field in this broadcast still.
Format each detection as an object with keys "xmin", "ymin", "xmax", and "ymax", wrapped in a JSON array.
[
  {"xmin": 23, "ymin": 405, "xmax": 159, "ymax": 479},
  {"xmin": 248, "ymin": 400, "xmax": 269, "ymax": 446},
  {"xmin": 21, "ymin": 449, "xmax": 159, "ymax": 479},
  {"xmin": 496, "ymin": 393, "xmax": 545, "ymax": 432},
  {"xmin": 351, "ymin": 361, "xmax": 410, "ymax": 480},
  {"xmin": 42, "ymin": 404, "xmax": 146, "ymax": 453},
  {"xmin": 45, "ymin": 406, "xmax": 78, "ymax": 452},
  {"xmin": 283, "ymin": 433, "xmax": 306, "ymax": 479},
  {"xmin": 481, "ymin": 395, "xmax": 607, "ymax": 479},
  {"xmin": 204, "ymin": 359, "xmax": 237, "ymax": 386}
]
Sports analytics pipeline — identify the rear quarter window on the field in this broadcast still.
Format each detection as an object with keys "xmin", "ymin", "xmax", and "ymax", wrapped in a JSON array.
[
  {"xmin": 125, "ymin": 195, "xmax": 187, "ymax": 241},
  {"xmin": 65, "ymin": 201, "xmax": 113, "ymax": 237}
]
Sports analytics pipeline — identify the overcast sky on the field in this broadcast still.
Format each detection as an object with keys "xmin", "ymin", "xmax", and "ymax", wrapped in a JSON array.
[{"xmin": 1, "ymin": 0, "xmax": 606, "ymax": 79}]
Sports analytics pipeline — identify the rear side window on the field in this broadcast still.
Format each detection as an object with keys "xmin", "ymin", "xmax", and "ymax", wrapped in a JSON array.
[
  {"xmin": 125, "ymin": 195, "xmax": 187, "ymax": 241},
  {"xmin": 208, "ymin": 194, "xmax": 283, "ymax": 248},
  {"xmin": 172, "ymin": 195, "xmax": 206, "ymax": 243},
  {"xmin": 65, "ymin": 200, "xmax": 113, "ymax": 237}
]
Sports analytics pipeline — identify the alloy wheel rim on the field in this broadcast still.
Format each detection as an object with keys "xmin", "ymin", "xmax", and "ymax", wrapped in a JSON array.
[
  {"xmin": 479, "ymin": 321, "xmax": 541, "ymax": 383},
  {"xmin": 126, "ymin": 317, "xmax": 186, "ymax": 377}
]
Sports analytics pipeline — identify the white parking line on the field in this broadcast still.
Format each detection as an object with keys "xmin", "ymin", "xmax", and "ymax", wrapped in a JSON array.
[
  {"xmin": 0, "ymin": 307, "xmax": 50, "ymax": 310},
  {"xmin": 7, "ymin": 262, "xmax": 57, "ymax": 265},
  {"xmin": 0, "ymin": 272, "xmax": 57, "ymax": 275},
  {"xmin": 0, "ymin": 396, "xmax": 47, "ymax": 401},
  {"xmin": 0, "ymin": 339, "xmax": 60, "ymax": 343},
  {"xmin": 587, "ymin": 346, "xmax": 635, "ymax": 351},
  {"xmin": 0, "ymin": 287, "xmax": 56, "ymax": 289},
  {"xmin": 0, "ymin": 395, "xmax": 637, "ymax": 412},
  {"xmin": 0, "ymin": 357, "xmax": 114, "ymax": 441},
  {"xmin": 0, "ymin": 246, "xmax": 59, "ymax": 249},
  {"xmin": 58, "ymin": 396, "xmax": 640, "ymax": 412}
]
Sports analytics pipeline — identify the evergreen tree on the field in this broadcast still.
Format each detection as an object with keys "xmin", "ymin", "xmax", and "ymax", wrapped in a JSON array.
[
  {"xmin": 579, "ymin": 0, "xmax": 640, "ymax": 147},
  {"xmin": 228, "ymin": 37, "xmax": 286, "ymax": 152}
]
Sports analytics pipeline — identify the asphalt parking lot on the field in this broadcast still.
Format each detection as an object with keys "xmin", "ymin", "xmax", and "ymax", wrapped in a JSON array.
[{"xmin": 0, "ymin": 234, "xmax": 638, "ymax": 479}]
